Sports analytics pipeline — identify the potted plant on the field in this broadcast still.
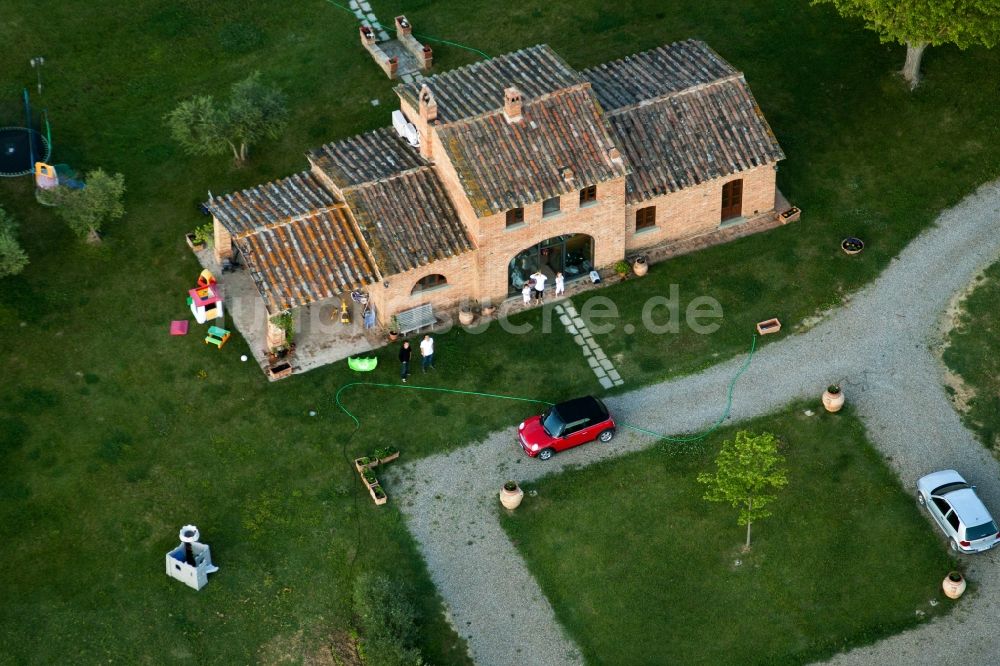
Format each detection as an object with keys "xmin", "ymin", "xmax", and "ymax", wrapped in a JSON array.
[
  {"xmin": 822, "ymin": 384, "xmax": 845, "ymax": 413},
  {"xmin": 186, "ymin": 223, "xmax": 214, "ymax": 251},
  {"xmin": 841, "ymin": 237, "xmax": 864, "ymax": 255},
  {"xmin": 614, "ymin": 260, "xmax": 630, "ymax": 279},
  {"xmin": 387, "ymin": 315, "xmax": 400, "ymax": 342},
  {"xmin": 481, "ymin": 301, "xmax": 497, "ymax": 317},
  {"xmin": 373, "ymin": 446, "xmax": 400, "ymax": 465},
  {"xmin": 459, "ymin": 301, "xmax": 476, "ymax": 326},
  {"xmin": 632, "ymin": 255, "xmax": 648, "ymax": 277},
  {"xmin": 942, "ymin": 571, "xmax": 966, "ymax": 599},
  {"xmin": 500, "ymin": 480, "xmax": 524, "ymax": 510}
]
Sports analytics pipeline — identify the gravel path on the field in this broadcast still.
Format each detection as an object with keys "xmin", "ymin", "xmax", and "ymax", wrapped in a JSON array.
[{"xmin": 384, "ymin": 179, "xmax": 1000, "ymax": 665}]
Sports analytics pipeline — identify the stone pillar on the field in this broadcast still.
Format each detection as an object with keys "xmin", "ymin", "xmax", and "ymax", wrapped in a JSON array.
[
  {"xmin": 421, "ymin": 46, "xmax": 433, "ymax": 71},
  {"xmin": 266, "ymin": 317, "xmax": 287, "ymax": 351},
  {"xmin": 395, "ymin": 15, "xmax": 412, "ymax": 36},
  {"xmin": 213, "ymin": 218, "xmax": 233, "ymax": 264}
]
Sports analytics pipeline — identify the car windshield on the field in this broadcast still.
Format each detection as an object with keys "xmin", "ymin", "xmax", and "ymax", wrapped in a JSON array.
[
  {"xmin": 966, "ymin": 521, "xmax": 998, "ymax": 541},
  {"xmin": 541, "ymin": 408, "xmax": 565, "ymax": 437}
]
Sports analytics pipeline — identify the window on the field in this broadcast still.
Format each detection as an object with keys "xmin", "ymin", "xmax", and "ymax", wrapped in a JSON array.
[
  {"xmin": 411, "ymin": 274, "xmax": 447, "ymax": 294},
  {"xmin": 579, "ymin": 185, "xmax": 597, "ymax": 206},
  {"xmin": 542, "ymin": 197, "xmax": 561, "ymax": 217},
  {"xmin": 635, "ymin": 206, "xmax": 656, "ymax": 231},
  {"xmin": 506, "ymin": 207, "xmax": 525, "ymax": 227},
  {"xmin": 946, "ymin": 511, "xmax": 961, "ymax": 531},
  {"xmin": 932, "ymin": 497, "xmax": 950, "ymax": 515}
]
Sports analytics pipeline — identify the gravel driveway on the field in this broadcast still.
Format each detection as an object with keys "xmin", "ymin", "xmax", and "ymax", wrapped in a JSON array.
[{"xmin": 383, "ymin": 179, "xmax": 1000, "ymax": 665}]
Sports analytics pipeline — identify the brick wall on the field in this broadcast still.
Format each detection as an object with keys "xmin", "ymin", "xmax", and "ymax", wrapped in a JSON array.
[
  {"xmin": 369, "ymin": 251, "xmax": 480, "ymax": 325},
  {"xmin": 213, "ymin": 218, "xmax": 233, "ymax": 264},
  {"xmin": 625, "ymin": 164, "xmax": 777, "ymax": 251}
]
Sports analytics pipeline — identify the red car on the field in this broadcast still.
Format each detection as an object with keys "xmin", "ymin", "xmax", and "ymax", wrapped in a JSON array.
[{"xmin": 518, "ymin": 396, "xmax": 616, "ymax": 460}]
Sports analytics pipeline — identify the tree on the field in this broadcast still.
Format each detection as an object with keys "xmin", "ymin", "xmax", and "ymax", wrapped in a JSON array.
[
  {"xmin": 0, "ymin": 207, "xmax": 28, "ymax": 278},
  {"xmin": 52, "ymin": 169, "xmax": 126, "ymax": 242},
  {"xmin": 812, "ymin": 0, "xmax": 1000, "ymax": 88},
  {"xmin": 165, "ymin": 71, "xmax": 288, "ymax": 166},
  {"xmin": 698, "ymin": 430, "xmax": 788, "ymax": 551}
]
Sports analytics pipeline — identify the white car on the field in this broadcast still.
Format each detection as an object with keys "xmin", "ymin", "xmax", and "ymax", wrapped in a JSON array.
[{"xmin": 917, "ymin": 470, "xmax": 1000, "ymax": 553}]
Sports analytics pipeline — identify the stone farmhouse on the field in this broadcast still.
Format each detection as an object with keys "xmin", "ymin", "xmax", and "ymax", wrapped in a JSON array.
[{"xmin": 205, "ymin": 39, "xmax": 789, "ymax": 348}]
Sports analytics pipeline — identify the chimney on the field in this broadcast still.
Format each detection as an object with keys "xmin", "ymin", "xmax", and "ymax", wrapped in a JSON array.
[
  {"xmin": 503, "ymin": 87, "xmax": 523, "ymax": 123},
  {"xmin": 607, "ymin": 146, "xmax": 622, "ymax": 162},
  {"xmin": 418, "ymin": 85, "xmax": 437, "ymax": 123},
  {"xmin": 561, "ymin": 167, "xmax": 574, "ymax": 184},
  {"xmin": 395, "ymin": 15, "xmax": 412, "ymax": 36}
]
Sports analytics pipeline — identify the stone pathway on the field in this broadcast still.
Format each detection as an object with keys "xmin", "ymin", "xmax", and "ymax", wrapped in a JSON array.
[
  {"xmin": 553, "ymin": 301, "xmax": 624, "ymax": 388},
  {"xmin": 383, "ymin": 178, "xmax": 1000, "ymax": 665}
]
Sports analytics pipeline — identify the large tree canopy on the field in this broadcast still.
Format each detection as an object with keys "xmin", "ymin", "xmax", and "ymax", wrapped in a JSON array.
[
  {"xmin": 813, "ymin": 0, "xmax": 1000, "ymax": 87},
  {"xmin": 52, "ymin": 169, "xmax": 126, "ymax": 242},
  {"xmin": 165, "ymin": 71, "xmax": 288, "ymax": 166}
]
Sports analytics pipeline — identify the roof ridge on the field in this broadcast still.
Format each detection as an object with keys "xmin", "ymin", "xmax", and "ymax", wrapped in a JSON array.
[
  {"xmin": 342, "ymin": 164, "xmax": 436, "ymax": 192},
  {"xmin": 393, "ymin": 44, "xmax": 568, "ymax": 96},
  {"xmin": 604, "ymin": 72, "xmax": 746, "ymax": 117},
  {"xmin": 232, "ymin": 202, "xmax": 348, "ymax": 239},
  {"xmin": 436, "ymin": 82, "xmax": 598, "ymax": 131}
]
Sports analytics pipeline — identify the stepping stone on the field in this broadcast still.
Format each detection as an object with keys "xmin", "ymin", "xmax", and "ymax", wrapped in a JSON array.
[
  {"xmin": 573, "ymin": 335, "xmax": 585, "ymax": 346},
  {"xmin": 613, "ymin": 379, "xmax": 624, "ymax": 387},
  {"xmin": 600, "ymin": 359, "xmax": 614, "ymax": 371},
  {"xmin": 559, "ymin": 314, "xmax": 570, "ymax": 325},
  {"xmin": 594, "ymin": 367, "xmax": 607, "ymax": 379},
  {"xmin": 608, "ymin": 369, "xmax": 621, "ymax": 382},
  {"xmin": 587, "ymin": 357, "xmax": 600, "ymax": 369},
  {"xmin": 594, "ymin": 349, "xmax": 607, "ymax": 361},
  {"xmin": 581, "ymin": 346, "xmax": 592, "ymax": 357},
  {"xmin": 599, "ymin": 376, "xmax": 614, "ymax": 389},
  {"xmin": 360, "ymin": 1, "xmax": 371, "ymax": 9},
  {"xmin": 581, "ymin": 328, "xmax": 593, "ymax": 338},
  {"xmin": 378, "ymin": 31, "xmax": 390, "ymax": 40},
  {"xmin": 565, "ymin": 324, "xmax": 578, "ymax": 334},
  {"xmin": 366, "ymin": 12, "xmax": 378, "ymax": 22},
  {"xmin": 354, "ymin": 10, "xmax": 365, "ymax": 19},
  {"xmin": 572, "ymin": 317, "xmax": 584, "ymax": 327}
]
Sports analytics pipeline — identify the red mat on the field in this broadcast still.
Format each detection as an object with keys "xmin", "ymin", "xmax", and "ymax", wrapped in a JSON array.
[{"xmin": 170, "ymin": 320, "xmax": 189, "ymax": 336}]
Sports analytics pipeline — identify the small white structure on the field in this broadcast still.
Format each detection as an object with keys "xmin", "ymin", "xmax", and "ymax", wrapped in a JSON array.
[
  {"xmin": 392, "ymin": 110, "xmax": 420, "ymax": 147},
  {"xmin": 165, "ymin": 525, "xmax": 219, "ymax": 591}
]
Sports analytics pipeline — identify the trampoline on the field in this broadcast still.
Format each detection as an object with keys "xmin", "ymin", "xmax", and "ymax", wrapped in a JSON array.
[{"xmin": 0, "ymin": 126, "xmax": 50, "ymax": 177}]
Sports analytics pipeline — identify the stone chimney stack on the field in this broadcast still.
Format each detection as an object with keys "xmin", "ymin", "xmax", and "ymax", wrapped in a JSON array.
[
  {"xmin": 503, "ymin": 87, "xmax": 523, "ymax": 123},
  {"xmin": 359, "ymin": 25, "xmax": 376, "ymax": 48},
  {"xmin": 561, "ymin": 167, "xmax": 574, "ymax": 185}
]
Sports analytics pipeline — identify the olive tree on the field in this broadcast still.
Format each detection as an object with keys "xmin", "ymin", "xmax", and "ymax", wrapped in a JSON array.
[
  {"xmin": 698, "ymin": 430, "xmax": 788, "ymax": 551},
  {"xmin": 165, "ymin": 71, "xmax": 288, "ymax": 166},
  {"xmin": 813, "ymin": 0, "xmax": 1000, "ymax": 88},
  {"xmin": 52, "ymin": 169, "xmax": 126, "ymax": 242}
]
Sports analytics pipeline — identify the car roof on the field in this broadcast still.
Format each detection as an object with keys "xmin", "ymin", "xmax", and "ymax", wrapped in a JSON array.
[
  {"xmin": 553, "ymin": 396, "xmax": 609, "ymax": 422},
  {"xmin": 945, "ymin": 488, "xmax": 994, "ymax": 527}
]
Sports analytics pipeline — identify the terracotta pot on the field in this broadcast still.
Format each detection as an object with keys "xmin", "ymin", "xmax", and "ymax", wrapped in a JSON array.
[
  {"xmin": 822, "ymin": 388, "xmax": 845, "ymax": 413},
  {"xmin": 633, "ymin": 258, "xmax": 648, "ymax": 277},
  {"xmin": 500, "ymin": 484, "xmax": 524, "ymax": 510},
  {"xmin": 459, "ymin": 309, "xmax": 475, "ymax": 326},
  {"xmin": 388, "ymin": 331, "xmax": 399, "ymax": 341},
  {"xmin": 482, "ymin": 305, "xmax": 497, "ymax": 317},
  {"xmin": 942, "ymin": 572, "xmax": 966, "ymax": 599}
]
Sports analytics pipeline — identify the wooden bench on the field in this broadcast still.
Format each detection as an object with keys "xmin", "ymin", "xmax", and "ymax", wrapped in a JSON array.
[{"xmin": 395, "ymin": 303, "xmax": 436, "ymax": 335}]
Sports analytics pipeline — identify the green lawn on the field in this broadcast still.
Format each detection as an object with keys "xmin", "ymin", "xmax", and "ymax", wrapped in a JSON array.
[
  {"xmin": 501, "ymin": 407, "xmax": 957, "ymax": 665},
  {"xmin": 943, "ymin": 260, "xmax": 1000, "ymax": 454},
  {"xmin": 1, "ymin": 0, "xmax": 998, "ymax": 661}
]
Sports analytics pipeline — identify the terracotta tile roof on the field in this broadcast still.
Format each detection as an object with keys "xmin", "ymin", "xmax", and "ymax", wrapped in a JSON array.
[
  {"xmin": 205, "ymin": 171, "xmax": 336, "ymax": 237},
  {"xmin": 436, "ymin": 86, "xmax": 629, "ymax": 216},
  {"xmin": 344, "ymin": 168, "xmax": 474, "ymax": 275},
  {"xmin": 582, "ymin": 40, "xmax": 737, "ymax": 111},
  {"xmin": 235, "ymin": 205, "xmax": 380, "ymax": 314},
  {"xmin": 395, "ymin": 45, "xmax": 582, "ymax": 123},
  {"xmin": 606, "ymin": 78, "xmax": 785, "ymax": 203},
  {"xmin": 308, "ymin": 127, "xmax": 427, "ymax": 190}
]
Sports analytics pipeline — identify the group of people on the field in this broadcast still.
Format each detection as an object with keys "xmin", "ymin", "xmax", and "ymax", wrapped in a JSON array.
[
  {"xmin": 522, "ymin": 270, "xmax": 565, "ymax": 305},
  {"xmin": 397, "ymin": 334, "xmax": 434, "ymax": 382}
]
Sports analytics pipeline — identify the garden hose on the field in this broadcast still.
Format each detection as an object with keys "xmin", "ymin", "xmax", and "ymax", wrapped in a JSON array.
[{"xmin": 334, "ymin": 334, "xmax": 757, "ymax": 444}]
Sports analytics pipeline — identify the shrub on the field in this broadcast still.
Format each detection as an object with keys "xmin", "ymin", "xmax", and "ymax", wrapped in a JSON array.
[
  {"xmin": 352, "ymin": 573, "xmax": 424, "ymax": 666},
  {"xmin": 0, "ymin": 207, "xmax": 28, "ymax": 278}
]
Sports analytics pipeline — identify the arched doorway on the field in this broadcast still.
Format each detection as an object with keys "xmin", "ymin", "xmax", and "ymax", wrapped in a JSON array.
[{"xmin": 508, "ymin": 234, "xmax": 594, "ymax": 294}]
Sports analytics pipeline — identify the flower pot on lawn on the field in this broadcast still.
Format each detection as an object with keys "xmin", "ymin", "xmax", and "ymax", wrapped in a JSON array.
[
  {"xmin": 842, "ymin": 237, "xmax": 864, "ymax": 255},
  {"xmin": 822, "ymin": 385, "xmax": 845, "ymax": 412},
  {"xmin": 482, "ymin": 304, "xmax": 497, "ymax": 317},
  {"xmin": 500, "ymin": 481, "xmax": 524, "ymax": 510},
  {"xmin": 186, "ymin": 233, "xmax": 206, "ymax": 252},
  {"xmin": 459, "ymin": 308, "xmax": 475, "ymax": 326},
  {"xmin": 942, "ymin": 571, "xmax": 966, "ymax": 599},
  {"xmin": 632, "ymin": 256, "xmax": 648, "ymax": 277}
]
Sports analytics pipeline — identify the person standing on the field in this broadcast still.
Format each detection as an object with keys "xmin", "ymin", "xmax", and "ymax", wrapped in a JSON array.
[
  {"xmin": 554, "ymin": 271, "xmax": 565, "ymax": 297},
  {"xmin": 530, "ymin": 270, "xmax": 547, "ymax": 302},
  {"xmin": 420, "ymin": 334, "xmax": 435, "ymax": 372},
  {"xmin": 522, "ymin": 281, "xmax": 532, "ymax": 306},
  {"xmin": 398, "ymin": 340, "xmax": 411, "ymax": 382}
]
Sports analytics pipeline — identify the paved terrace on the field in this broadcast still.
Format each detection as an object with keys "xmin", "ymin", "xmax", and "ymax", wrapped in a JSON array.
[{"xmin": 383, "ymin": 179, "xmax": 1000, "ymax": 665}]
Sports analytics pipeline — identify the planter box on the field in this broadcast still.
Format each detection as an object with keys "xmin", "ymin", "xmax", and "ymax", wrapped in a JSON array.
[
  {"xmin": 185, "ymin": 233, "xmax": 207, "ymax": 252},
  {"xmin": 354, "ymin": 457, "xmax": 378, "ymax": 473},
  {"xmin": 377, "ymin": 451, "xmax": 400, "ymax": 465},
  {"xmin": 268, "ymin": 362, "xmax": 293, "ymax": 381},
  {"xmin": 779, "ymin": 207, "xmax": 801, "ymax": 224},
  {"xmin": 756, "ymin": 318, "xmax": 782, "ymax": 335},
  {"xmin": 368, "ymin": 483, "xmax": 388, "ymax": 506}
]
